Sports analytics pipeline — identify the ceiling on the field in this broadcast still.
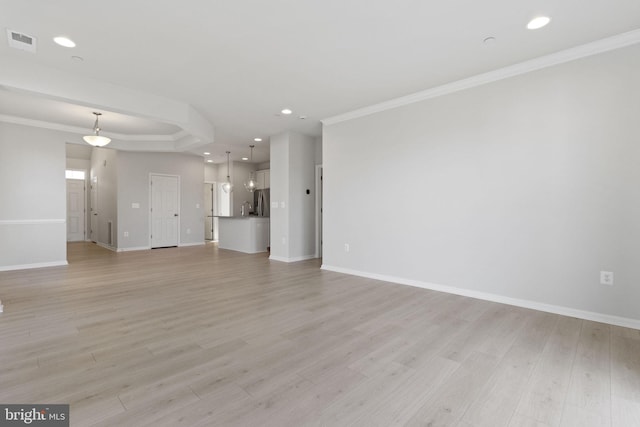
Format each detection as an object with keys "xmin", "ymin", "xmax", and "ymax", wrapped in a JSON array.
[{"xmin": 1, "ymin": 1, "xmax": 639, "ymax": 163}]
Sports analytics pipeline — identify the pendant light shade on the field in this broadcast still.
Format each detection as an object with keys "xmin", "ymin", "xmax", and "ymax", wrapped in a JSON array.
[
  {"xmin": 83, "ymin": 112, "xmax": 111, "ymax": 147},
  {"xmin": 244, "ymin": 145, "xmax": 257, "ymax": 193},
  {"xmin": 222, "ymin": 151, "xmax": 233, "ymax": 193}
]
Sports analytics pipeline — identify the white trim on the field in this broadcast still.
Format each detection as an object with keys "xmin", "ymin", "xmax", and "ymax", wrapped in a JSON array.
[
  {"xmin": 0, "ymin": 219, "xmax": 65, "ymax": 225},
  {"xmin": 270, "ymin": 254, "xmax": 316, "ymax": 263},
  {"xmin": 320, "ymin": 264, "xmax": 640, "ymax": 330},
  {"xmin": 322, "ymin": 29, "xmax": 640, "ymax": 126},
  {"xmin": 178, "ymin": 242, "xmax": 205, "ymax": 247},
  {"xmin": 117, "ymin": 246, "xmax": 151, "ymax": 252},
  {"xmin": 96, "ymin": 242, "xmax": 116, "ymax": 252},
  {"xmin": 0, "ymin": 260, "xmax": 68, "ymax": 272}
]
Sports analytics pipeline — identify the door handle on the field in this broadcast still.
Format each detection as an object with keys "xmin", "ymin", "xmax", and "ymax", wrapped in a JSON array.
[{"xmin": 174, "ymin": 213, "xmax": 179, "ymax": 217}]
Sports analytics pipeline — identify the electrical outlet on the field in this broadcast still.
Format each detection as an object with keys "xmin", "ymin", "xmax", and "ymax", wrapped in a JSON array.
[
  {"xmin": 187, "ymin": 228, "xmax": 191, "ymax": 234},
  {"xmin": 344, "ymin": 243, "xmax": 350, "ymax": 253},
  {"xmin": 600, "ymin": 271, "xmax": 614, "ymax": 286},
  {"xmin": 123, "ymin": 231, "xmax": 129, "ymax": 237},
  {"xmin": 281, "ymin": 237, "xmax": 286, "ymax": 245}
]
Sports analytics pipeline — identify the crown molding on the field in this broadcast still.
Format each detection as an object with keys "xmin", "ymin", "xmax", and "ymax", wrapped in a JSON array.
[{"xmin": 323, "ymin": 29, "xmax": 640, "ymax": 126}]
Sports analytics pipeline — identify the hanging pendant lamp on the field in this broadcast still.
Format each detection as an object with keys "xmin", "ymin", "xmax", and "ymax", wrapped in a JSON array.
[
  {"xmin": 222, "ymin": 151, "xmax": 233, "ymax": 193},
  {"xmin": 83, "ymin": 112, "xmax": 111, "ymax": 147},
  {"xmin": 244, "ymin": 145, "xmax": 257, "ymax": 193}
]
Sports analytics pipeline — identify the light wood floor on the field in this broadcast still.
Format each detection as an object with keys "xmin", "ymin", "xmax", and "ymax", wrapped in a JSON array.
[{"xmin": 1, "ymin": 242, "xmax": 639, "ymax": 426}]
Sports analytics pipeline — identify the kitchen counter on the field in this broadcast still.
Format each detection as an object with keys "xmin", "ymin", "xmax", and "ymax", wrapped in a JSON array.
[{"xmin": 218, "ymin": 216, "xmax": 269, "ymax": 253}]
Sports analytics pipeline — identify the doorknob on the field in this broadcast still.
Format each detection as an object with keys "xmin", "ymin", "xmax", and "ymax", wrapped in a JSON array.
[{"xmin": 174, "ymin": 213, "xmax": 179, "ymax": 217}]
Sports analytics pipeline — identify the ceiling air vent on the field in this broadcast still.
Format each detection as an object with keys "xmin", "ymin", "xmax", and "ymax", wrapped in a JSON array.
[{"xmin": 7, "ymin": 29, "xmax": 37, "ymax": 53}]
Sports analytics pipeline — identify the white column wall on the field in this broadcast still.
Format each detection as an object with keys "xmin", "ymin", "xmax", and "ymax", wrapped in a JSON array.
[{"xmin": 0, "ymin": 123, "xmax": 67, "ymax": 270}]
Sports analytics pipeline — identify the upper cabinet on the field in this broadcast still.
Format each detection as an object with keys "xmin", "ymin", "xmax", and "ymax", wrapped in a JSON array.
[{"xmin": 256, "ymin": 169, "xmax": 270, "ymax": 190}]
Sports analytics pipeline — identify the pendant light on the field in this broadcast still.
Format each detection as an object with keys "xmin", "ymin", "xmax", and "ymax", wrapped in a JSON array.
[
  {"xmin": 222, "ymin": 151, "xmax": 233, "ymax": 193},
  {"xmin": 244, "ymin": 145, "xmax": 257, "ymax": 192},
  {"xmin": 83, "ymin": 112, "xmax": 111, "ymax": 147}
]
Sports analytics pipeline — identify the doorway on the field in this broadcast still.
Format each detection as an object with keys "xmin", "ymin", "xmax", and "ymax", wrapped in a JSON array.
[
  {"xmin": 66, "ymin": 170, "xmax": 87, "ymax": 242},
  {"xmin": 150, "ymin": 174, "xmax": 180, "ymax": 248}
]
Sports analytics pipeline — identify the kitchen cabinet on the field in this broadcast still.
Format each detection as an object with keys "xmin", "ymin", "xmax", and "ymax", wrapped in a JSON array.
[{"xmin": 256, "ymin": 169, "xmax": 270, "ymax": 189}]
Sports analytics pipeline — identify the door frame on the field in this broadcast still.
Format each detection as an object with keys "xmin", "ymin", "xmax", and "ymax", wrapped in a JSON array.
[
  {"xmin": 149, "ymin": 173, "xmax": 181, "ymax": 248},
  {"xmin": 204, "ymin": 181, "xmax": 217, "ymax": 241},
  {"xmin": 315, "ymin": 164, "xmax": 323, "ymax": 258}
]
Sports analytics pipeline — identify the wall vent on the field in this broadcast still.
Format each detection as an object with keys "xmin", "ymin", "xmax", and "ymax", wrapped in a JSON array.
[{"xmin": 7, "ymin": 29, "xmax": 37, "ymax": 53}]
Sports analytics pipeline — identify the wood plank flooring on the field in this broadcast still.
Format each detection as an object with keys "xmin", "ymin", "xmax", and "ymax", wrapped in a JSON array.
[{"xmin": 0, "ymin": 242, "xmax": 638, "ymax": 426}]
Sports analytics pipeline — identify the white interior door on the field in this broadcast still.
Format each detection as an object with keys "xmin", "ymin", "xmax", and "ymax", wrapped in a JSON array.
[
  {"xmin": 66, "ymin": 179, "xmax": 86, "ymax": 241},
  {"xmin": 151, "ymin": 174, "xmax": 179, "ymax": 248},
  {"xmin": 90, "ymin": 176, "xmax": 98, "ymax": 242}
]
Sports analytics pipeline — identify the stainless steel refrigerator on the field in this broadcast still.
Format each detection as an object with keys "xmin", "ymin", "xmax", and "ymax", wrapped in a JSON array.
[{"xmin": 253, "ymin": 189, "xmax": 270, "ymax": 217}]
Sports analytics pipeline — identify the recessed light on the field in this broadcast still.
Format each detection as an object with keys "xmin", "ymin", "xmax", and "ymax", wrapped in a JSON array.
[
  {"xmin": 281, "ymin": 108, "xmax": 293, "ymax": 115},
  {"xmin": 203, "ymin": 152, "xmax": 211, "ymax": 155},
  {"xmin": 254, "ymin": 138, "xmax": 262, "ymax": 142},
  {"xmin": 527, "ymin": 16, "xmax": 551, "ymax": 30},
  {"xmin": 53, "ymin": 36, "xmax": 76, "ymax": 48},
  {"xmin": 483, "ymin": 36, "xmax": 496, "ymax": 44},
  {"xmin": 242, "ymin": 157, "xmax": 249, "ymax": 161},
  {"xmin": 206, "ymin": 159, "xmax": 214, "ymax": 163}
]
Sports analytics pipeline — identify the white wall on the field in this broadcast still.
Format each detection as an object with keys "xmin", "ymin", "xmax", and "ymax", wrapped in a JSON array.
[
  {"xmin": 289, "ymin": 133, "xmax": 317, "ymax": 258},
  {"xmin": 323, "ymin": 44, "xmax": 640, "ymax": 324},
  {"xmin": 204, "ymin": 163, "xmax": 219, "ymax": 183},
  {"xmin": 270, "ymin": 132, "xmax": 317, "ymax": 261},
  {"xmin": 270, "ymin": 133, "xmax": 289, "ymax": 259},
  {"xmin": 116, "ymin": 152, "xmax": 205, "ymax": 249},
  {"xmin": 0, "ymin": 123, "xmax": 67, "ymax": 270},
  {"xmin": 314, "ymin": 135, "xmax": 323, "ymax": 164}
]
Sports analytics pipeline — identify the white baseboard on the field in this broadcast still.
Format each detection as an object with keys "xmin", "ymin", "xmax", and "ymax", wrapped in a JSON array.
[
  {"xmin": 96, "ymin": 242, "xmax": 116, "ymax": 252},
  {"xmin": 117, "ymin": 246, "xmax": 151, "ymax": 252},
  {"xmin": 0, "ymin": 260, "xmax": 68, "ymax": 272},
  {"xmin": 270, "ymin": 254, "xmax": 317, "ymax": 263},
  {"xmin": 179, "ymin": 242, "xmax": 205, "ymax": 248},
  {"xmin": 321, "ymin": 264, "xmax": 640, "ymax": 330}
]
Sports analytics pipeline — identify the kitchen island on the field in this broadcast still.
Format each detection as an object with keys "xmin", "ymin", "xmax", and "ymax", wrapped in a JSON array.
[{"xmin": 217, "ymin": 216, "xmax": 269, "ymax": 254}]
